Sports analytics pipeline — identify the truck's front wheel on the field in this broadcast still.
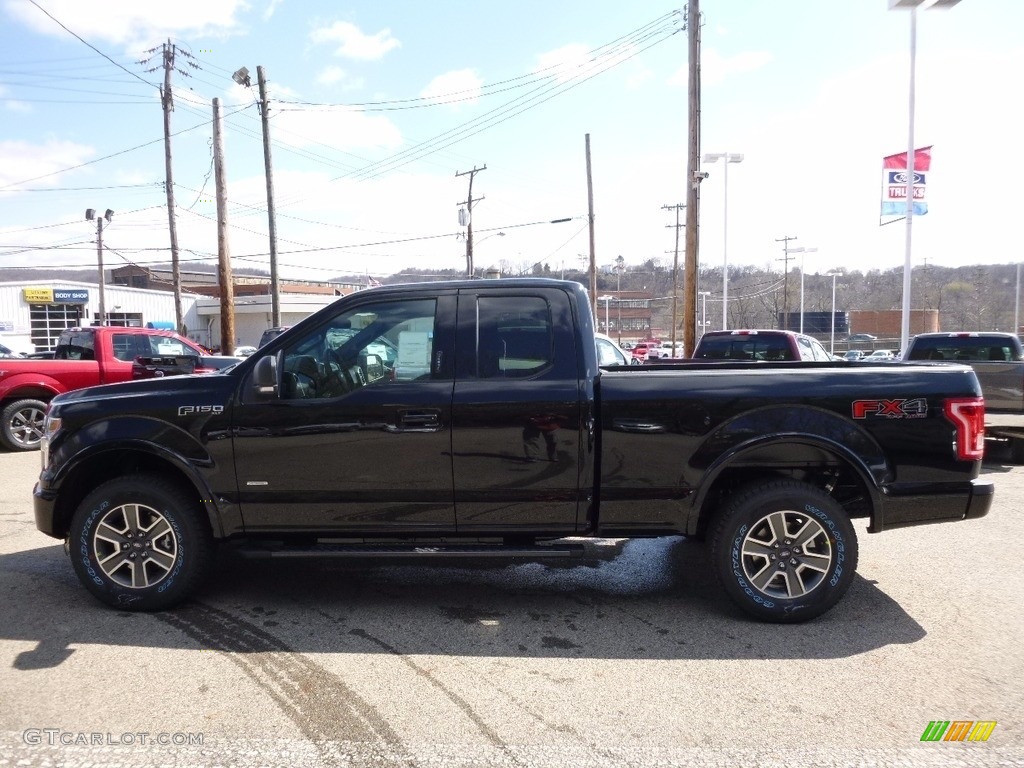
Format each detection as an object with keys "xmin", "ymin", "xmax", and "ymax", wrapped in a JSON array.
[
  {"xmin": 710, "ymin": 480, "xmax": 858, "ymax": 623},
  {"xmin": 1, "ymin": 398, "xmax": 47, "ymax": 451},
  {"xmin": 68, "ymin": 475, "xmax": 213, "ymax": 611}
]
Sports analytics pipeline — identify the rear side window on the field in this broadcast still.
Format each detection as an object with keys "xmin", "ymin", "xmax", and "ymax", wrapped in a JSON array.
[
  {"xmin": 476, "ymin": 296, "xmax": 553, "ymax": 379},
  {"xmin": 55, "ymin": 331, "xmax": 96, "ymax": 361},
  {"xmin": 144, "ymin": 335, "xmax": 192, "ymax": 357}
]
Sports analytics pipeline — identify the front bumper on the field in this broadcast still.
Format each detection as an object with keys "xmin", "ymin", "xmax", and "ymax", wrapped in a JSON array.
[
  {"xmin": 33, "ymin": 480, "xmax": 62, "ymax": 539},
  {"xmin": 870, "ymin": 478, "xmax": 994, "ymax": 533}
]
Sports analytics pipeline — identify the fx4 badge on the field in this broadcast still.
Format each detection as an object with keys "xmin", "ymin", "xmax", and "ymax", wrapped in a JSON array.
[
  {"xmin": 852, "ymin": 398, "xmax": 928, "ymax": 419},
  {"xmin": 178, "ymin": 405, "xmax": 225, "ymax": 417}
]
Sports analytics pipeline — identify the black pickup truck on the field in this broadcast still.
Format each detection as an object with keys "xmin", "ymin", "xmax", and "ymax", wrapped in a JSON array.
[
  {"xmin": 903, "ymin": 331, "xmax": 1024, "ymax": 461},
  {"xmin": 34, "ymin": 279, "xmax": 993, "ymax": 622}
]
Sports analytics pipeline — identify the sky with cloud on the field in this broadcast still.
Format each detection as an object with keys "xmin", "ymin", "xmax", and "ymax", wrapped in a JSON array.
[{"xmin": 0, "ymin": 0, "xmax": 1021, "ymax": 286}]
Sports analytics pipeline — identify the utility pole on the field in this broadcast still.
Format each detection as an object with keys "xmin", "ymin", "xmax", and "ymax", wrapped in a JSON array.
[
  {"xmin": 776, "ymin": 235, "xmax": 798, "ymax": 330},
  {"xmin": 213, "ymin": 98, "xmax": 235, "ymax": 354},
  {"xmin": 663, "ymin": 203, "xmax": 685, "ymax": 350},
  {"xmin": 683, "ymin": 1, "xmax": 703, "ymax": 357},
  {"xmin": 141, "ymin": 40, "xmax": 195, "ymax": 335},
  {"xmin": 85, "ymin": 208, "xmax": 113, "ymax": 326},
  {"xmin": 456, "ymin": 165, "xmax": 486, "ymax": 277},
  {"xmin": 585, "ymin": 134, "xmax": 597, "ymax": 322},
  {"xmin": 256, "ymin": 66, "xmax": 281, "ymax": 328},
  {"xmin": 615, "ymin": 254, "xmax": 625, "ymax": 344}
]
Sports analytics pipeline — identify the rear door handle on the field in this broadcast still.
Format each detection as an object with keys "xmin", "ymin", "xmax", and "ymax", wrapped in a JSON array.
[{"xmin": 399, "ymin": 410, "xmax": 441, "ymax": 429}]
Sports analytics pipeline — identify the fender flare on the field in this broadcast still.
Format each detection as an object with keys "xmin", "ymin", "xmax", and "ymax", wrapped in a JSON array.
[
  {"xmin": 687, "ymin": 405, "xmax": 889, "ymax": 530},
  {"xmin": 51, "ymin": 418, "xmax": 230, "ymax": 538}
]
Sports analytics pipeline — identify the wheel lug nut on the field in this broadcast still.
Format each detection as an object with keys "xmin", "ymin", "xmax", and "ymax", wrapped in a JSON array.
[
  {"xmin": 129, "ymin": 553, "xmax": 136, "ymax": 559},
  {"xmin": 773, "ymin": 543, "xmax": 780, "ymax": 549},
  {"xmin": 779, "ymin": 562, "xmax": 786, "ymax": 569},
  {"xmin": 790, "ymin": 559, "xmax": 797, "ymax": 566},
  {"xmin": 770, "ymin": 554, "xmax": 777, "ymax": 560}
]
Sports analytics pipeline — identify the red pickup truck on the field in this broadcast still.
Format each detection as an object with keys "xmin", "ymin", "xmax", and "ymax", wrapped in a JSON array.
[{"xmin": 0, "ymin": 326, "xmax": 211, "ymax": 451}]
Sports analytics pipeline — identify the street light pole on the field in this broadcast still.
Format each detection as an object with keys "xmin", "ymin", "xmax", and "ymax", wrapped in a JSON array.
[
  {"xmin": 797, "ymin": 246, "xmax": 817, "ymax": 334},
  {"xmin": 827, "ymin": 272, "xmax": 841, "ymax": 354},
  {"xmin": 703, "ymin": 152, "xmax": 744, "ymax": 329},
  {"xmin": 615, "ymin": 255, "xmax": 625, "ymax": 344},
  {"xmin": 699, "ymin": 291, "xmax": 711, "ymax": 337},
  {"xmin": 889, "ymin": 0, "xmax": 962, "ymax": 353},
  {"xmin": 85, "ymin": 208, "xmax": 113, "ymax": 326},
  {"xmin": 598, "ymin": 295, "xmax": 613, "ymax": 334}
]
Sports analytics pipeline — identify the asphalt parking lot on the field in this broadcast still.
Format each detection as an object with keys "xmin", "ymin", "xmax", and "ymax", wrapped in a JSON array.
[{"xmin": 0, "ymin": 447, "xmax": 1021, "ymax": 767}]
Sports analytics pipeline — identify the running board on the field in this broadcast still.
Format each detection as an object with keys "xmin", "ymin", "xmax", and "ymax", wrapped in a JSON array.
[{"xmin": 236, "ymin": 542, "xmax": 586, "ymax": 560}]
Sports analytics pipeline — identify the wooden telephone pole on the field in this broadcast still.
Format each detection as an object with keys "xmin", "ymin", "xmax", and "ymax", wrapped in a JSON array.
[
  {"xmin": 256, "ymin": 66, "xmax": 281, "ymax": 328},
  {"xmin": 141, "ymin": 40, "xmax": 194, "ymax": 334},
  {"xmin": 586, "ymin": 134, "xmax": 597, "ymax": 320},
  {"xmin": 682, "ymin": 1, "xmax": 704, "ymax": 357},
  {"xmin": 456, "ymin": 165, "xmax": 486, "ymax": 277},
  {"xmin": 213, "ymin": 98, "xmax": 235, "ymax": 354},
  {"xmin": 663, "ymin": 203, "xmax": 685, "ymax": 349}
]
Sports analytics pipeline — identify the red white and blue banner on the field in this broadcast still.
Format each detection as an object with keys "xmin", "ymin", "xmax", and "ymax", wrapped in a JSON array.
[{"xmin": 881, "ymin": 145, "xmax": 931, "ymax": 217}]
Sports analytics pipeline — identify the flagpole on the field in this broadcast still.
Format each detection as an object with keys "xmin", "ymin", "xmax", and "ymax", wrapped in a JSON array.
[{"xmin": 900, "ymin": 7, "xmax": 917, "ymax": 355}]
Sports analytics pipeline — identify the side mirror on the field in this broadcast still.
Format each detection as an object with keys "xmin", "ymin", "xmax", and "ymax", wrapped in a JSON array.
[{"xmin": 252, "ymin": 354, "xmax": 278, "ymax": 397}]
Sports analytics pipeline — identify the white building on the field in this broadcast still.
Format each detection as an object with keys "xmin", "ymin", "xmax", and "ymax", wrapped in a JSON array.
[
  {"xmin": 194, "ymin": 293, "xmax": 342, "ymax": 351},
  {"xmin": 0, "ymin": 277, "xmax": 367, "ymax": 355},
  {"xmin": 0, "ymin": 280, "xmax": 201, "ymax": 354}
]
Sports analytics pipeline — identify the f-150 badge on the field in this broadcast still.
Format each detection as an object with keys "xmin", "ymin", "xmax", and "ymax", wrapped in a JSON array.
[
  {"xmin": 852, "ymin": 398, "xmax": 928, "ymax": 419},
  {"xmin": 178, "ymin": 405, "xmax": 225, "ymax": 417}
]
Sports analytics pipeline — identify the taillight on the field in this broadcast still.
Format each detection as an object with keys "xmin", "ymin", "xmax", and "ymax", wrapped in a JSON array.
[{"xmin": 944, "ymin": 397, "xmax": 985, "ymax": 461}]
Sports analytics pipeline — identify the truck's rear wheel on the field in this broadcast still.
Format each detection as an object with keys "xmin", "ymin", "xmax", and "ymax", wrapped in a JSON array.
[
  {"xmin": 68, "ymin": 475, "xmax": 213, "ymax": 611},
  {"xmin": 710, "ymin": 480, "xmax": 858, "ymax": 623},
  {"xmin": 1, "ymin": 398, "xmax": 47, "ymax": 451}
]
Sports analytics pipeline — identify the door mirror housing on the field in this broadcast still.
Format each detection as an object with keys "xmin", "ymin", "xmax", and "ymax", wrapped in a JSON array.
[{"xmin": 252, "ymin": 354, "xmax": 279, "ymax": 397}]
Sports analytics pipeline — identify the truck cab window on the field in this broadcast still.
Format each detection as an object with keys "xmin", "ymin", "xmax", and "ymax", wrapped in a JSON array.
[
  {"xmin": 476, "ymin": 296, "xmax": 553, "ymax": 379},
  {"xmin": 278, "ymin": 298, "xmax": 436, "ymax": 399}
]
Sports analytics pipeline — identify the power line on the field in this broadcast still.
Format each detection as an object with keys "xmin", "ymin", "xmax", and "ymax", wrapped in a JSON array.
[{"xmin": 25, "ymin": 0, "xmax": 159, "ymax": 91}]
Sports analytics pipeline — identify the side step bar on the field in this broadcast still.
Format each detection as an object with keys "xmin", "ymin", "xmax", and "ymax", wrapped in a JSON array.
[{"xmin": 236, "ymin": 542, "xmax": 587, "ymax": 560}]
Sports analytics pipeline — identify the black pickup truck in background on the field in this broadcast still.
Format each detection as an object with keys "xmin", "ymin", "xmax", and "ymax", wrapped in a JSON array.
[
  {"xmin": 34, "ymin": 279, "xmax": 993, "ymax": 622},
  {"xmin": 903, "ymin": 331, "xmax": 1024, "ymax": 461}
]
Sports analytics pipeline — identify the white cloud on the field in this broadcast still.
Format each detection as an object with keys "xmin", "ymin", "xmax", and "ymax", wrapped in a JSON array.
[
  {"xmin": 315, "ymin": 65, "xmax": 363, "ymax": 90},
  {"xmin": 533, "ymin": 44, "xmax": 593, "ymax": 84},
  {"xmin": 420, "ymin": 69, "xmax": 482, "ymax": 108},
  {"xmin": 670, "ymin": 48, "xmax": 774, "ymax": 88},
  {"xmin": 271, "ymin": 106, "xmax": 402, "ymax": 152},
  {"xmin": 3, "ymin": 0, "xmax": 251, "ymax": 52},
  {"xmin": 0, "ymin": 139, "xmax": 95, "ymax": 190},
  {"xmin": 5, "ymin": 100, "xmax": 33, "ymax": 114},
  {"xmin": 309, "ymin": 21, "xmax": 400, "ymax": 61},
  {"xmin": 262, "ymin": 0, "xmax": 283, "ymax": 22}
]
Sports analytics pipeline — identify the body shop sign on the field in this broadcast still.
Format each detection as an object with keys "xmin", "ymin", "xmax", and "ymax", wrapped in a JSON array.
[{"xmin": 23, "ymin": 288, "xmax": 89, "ymax": 304}]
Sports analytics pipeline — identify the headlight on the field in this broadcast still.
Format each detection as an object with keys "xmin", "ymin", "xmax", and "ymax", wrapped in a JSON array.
[{"xmin": 40, "ymin": 414, "xmax": 61, "ymax": 468}]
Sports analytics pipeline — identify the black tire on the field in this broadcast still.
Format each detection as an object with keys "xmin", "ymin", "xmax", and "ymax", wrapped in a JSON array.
[
  {"xmin": 68, "ymin": 474, "xmax": 214, "ymax": 611},
  {"xmin": 1, "ymin": 398, "xmax": 48, "ymax": 451},
  {"xmin": 710, "ymin": 479, "xmax": 858, "ymax": 623}
]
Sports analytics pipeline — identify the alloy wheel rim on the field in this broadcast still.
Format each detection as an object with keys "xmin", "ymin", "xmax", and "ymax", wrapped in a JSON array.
[
  {"xmin": 92, "ymin": 503, "xmax": 179, "ymax": 589},
  {"xmin": 11, "ymin": 405, "xmax": 45, "ymax": 447},
  {"xmin": 740, "ymin": 510, "xmax": 833, "ymax": 599}
]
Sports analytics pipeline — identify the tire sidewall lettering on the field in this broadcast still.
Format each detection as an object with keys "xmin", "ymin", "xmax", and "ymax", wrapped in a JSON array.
[{"xmin": 730, "ymin": 523, "xmax": 776, "ymax": 608}]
